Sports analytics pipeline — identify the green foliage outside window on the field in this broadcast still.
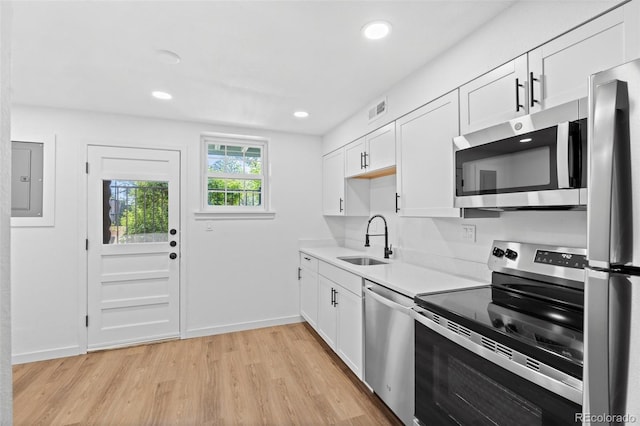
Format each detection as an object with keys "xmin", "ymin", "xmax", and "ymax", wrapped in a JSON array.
[
  {"xmin": 206, "ymin": 144, "xmax": 263, "ymax": 207},
  {"xmin": 118, "ymin": 181, "xmax": 169, "ymax": 235}
]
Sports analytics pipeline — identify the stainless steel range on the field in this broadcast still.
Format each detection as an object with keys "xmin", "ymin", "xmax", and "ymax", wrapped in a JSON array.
[{"xmin": 413, "ymin": 240, "xmax": 586, "ymax": 426}]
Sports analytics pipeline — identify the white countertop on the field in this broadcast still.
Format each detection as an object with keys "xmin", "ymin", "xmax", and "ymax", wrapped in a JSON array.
[{"xmin": 300, "ymin": 246, "xmax": 488, "ymax": 298}]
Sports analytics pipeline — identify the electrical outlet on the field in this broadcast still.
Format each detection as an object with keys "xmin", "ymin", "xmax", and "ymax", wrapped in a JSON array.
[
  {"xmin": 205, "ymin": 222, "xmax": 214, "ymax": 232},
  {"xmin": 461, "ymin": 224, "xmax": 476, "ymax": 242}
]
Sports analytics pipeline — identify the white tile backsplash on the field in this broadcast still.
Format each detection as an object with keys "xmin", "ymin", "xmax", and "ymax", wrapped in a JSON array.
[{"xmin": 339, "ymin": 175, "xmax": 587, "ymax": 279}]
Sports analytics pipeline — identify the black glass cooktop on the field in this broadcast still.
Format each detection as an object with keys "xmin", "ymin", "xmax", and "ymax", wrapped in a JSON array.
[{"xmin": 414, "ymin": 277, "xmax": 584, "ymax": 379}]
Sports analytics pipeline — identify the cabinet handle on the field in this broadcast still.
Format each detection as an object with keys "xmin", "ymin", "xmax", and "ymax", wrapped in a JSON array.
[
  {"xmin": 298, "ymin": 267, "xmax": 302, "ymax": 280},
  {"xmin": 303, "ymin": 256, "xmax": 310, "ymax": 261},
  {"xmin": 363, "ymin": 152, "xmax": 368, "ymax": 169},
  {"xmin": 339, "ymin": 198, "xmax": 343, "ymax": 213},
  {"xmin": 331, "ymin": 288, "xmax": 335, "ymax": 306},
  {"xmin": 515, "ymin": 78, "xmax": 524, "ymax": 112},
  {"xmin": 530, "ymin": 72, "xmax": 539, "ymax": 107},
  {"xmin": 395, "ymin": 193, "xmax": 400, "ymax": 213},
  {"xmin": 360, "ymin": 152, "xmax": 364, "ymax": 169}
]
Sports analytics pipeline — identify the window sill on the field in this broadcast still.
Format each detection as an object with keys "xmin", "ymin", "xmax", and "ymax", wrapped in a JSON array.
[{"xmin": 193, "ymin": 210, "xmax": 276, "ymax": 221}]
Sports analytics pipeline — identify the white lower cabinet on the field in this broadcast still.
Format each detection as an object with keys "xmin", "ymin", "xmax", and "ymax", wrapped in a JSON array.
[
  {"xmin": 317, "ymin": 275, "xmax": 338, "ymax": 348},
  {"xmin": 315, "ymin": 261, "xmax": 363, "ymax": 379},
  {"xmin": 300, "ymin": 268, "xmax": 318, "ymax": 328},
  {"xmin": 334, "ymin": 286, "xmax": 363, "ymax": 376}
]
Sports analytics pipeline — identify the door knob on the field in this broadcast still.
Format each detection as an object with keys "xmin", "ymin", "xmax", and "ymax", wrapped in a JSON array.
[
  {"xmin": 170, "ymin": 241, "xmax": 177, "ymax": 247},
  {"xmin": 169, "ymin": 253, "xmax": 177, "ymax": 259},
  {"xmin": 170, "ymin": 229, "xmax": 177, "ymax": 235}
]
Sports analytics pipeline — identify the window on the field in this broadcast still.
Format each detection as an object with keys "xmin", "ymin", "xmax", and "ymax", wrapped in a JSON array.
[{"xmin": 200, "ymin": 133, "xmax": 272, "ymax": 218}]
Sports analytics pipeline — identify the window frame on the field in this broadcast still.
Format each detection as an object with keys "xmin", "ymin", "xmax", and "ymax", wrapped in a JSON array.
[{"xmin": 198, "ymin": 132, "xmax": 273, "ymax": 220}]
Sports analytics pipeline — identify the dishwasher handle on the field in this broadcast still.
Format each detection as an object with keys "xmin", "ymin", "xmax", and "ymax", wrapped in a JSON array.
[{"xmin": 364, "ymin": 285, "xmax": 413, "ymax": 315}]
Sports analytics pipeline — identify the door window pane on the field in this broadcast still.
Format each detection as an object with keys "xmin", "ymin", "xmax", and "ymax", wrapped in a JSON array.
[{"xmin": 103, "ymin": 180, "xmax": 169, "ymax": 244}]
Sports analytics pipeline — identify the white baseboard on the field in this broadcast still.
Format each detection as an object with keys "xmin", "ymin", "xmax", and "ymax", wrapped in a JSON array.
[
  {"xmin": 184, "ymin": 315, "xmax": 303, "ymax": 339},
  {"xmin": 12, "ymin": 316, "xmax": 304, "ymax": 364},
  {"xmin": 12, "ymin": 345, "xmax": 83, "ymax": 365}
]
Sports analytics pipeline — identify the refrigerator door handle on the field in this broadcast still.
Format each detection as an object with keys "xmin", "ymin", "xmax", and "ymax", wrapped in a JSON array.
[
  {"xmin": 583, "ymin": 268, "xmax": 611, "ymax": 422},
  {"xmin": 588, "ymin": 79, "xmax": 629, "ymax": 268}
]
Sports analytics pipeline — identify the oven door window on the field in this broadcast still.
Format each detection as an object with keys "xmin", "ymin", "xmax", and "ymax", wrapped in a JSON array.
[
  {"xmin": 415, "ymin": 322, "xmax": 580, "ymax": 426},
  {"xmin": 455, "ymin": 126, "xmax": 558, "ymax": 196}
]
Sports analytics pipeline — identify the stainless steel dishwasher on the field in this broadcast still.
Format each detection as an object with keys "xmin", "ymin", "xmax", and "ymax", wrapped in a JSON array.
[{"xmin": 364, "ymin": 280, "xmax": 414, "ymax": 426}]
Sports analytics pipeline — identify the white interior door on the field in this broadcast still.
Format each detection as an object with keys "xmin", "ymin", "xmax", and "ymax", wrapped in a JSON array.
[{"xmin": 87, "ymin": 146, "xmax": 180, "ymax": 350}]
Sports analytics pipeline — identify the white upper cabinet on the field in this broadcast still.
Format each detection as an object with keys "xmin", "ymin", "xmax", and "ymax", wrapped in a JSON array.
[
  {"xmin": 529, "ymin": 6, "xmax": 634, "ymax": 113},
  {"xmin": 322, "ymin": 149, "xmax": 369, "ymax": 216},
  {"xmin": 460, "ymin": 3, "xmax": 640, "ymax": 134},
  {"xmin": 344, "ymin": 123, "xmax": 396, "ymax": 178},
  {"xmin": 322, "ymin": 149, "xmax": 346, "ymax": 215},
  {"xmin": 366, "ymin": 122, "xmax": 396, "ymax": 172},
  {"xmin": 344, "ymin": 137, "xmax": 367, "ymax": 177},
  {"xmin": 459, "ymin": 55, "xmax": 528, "ymax": 135},
  {"xmin": 396, "ymin": 91, "xmax": 461, "ymax": 217}
]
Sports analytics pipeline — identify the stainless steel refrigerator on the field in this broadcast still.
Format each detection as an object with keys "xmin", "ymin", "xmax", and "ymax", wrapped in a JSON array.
[{"xmin": 585, "ymin": 59, "xmax": 640, "ymax": 425}]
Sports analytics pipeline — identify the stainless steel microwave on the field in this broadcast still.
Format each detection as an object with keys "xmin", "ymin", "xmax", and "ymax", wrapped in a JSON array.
[{"xmin": 453, "ymin": 99, "xmax": 587, "ymax": 209}]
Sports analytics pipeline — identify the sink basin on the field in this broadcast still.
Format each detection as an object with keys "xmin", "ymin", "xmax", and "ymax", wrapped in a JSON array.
[{"xmin": 337, "ymin": 256, "xmax": 388, "ymax": 266}]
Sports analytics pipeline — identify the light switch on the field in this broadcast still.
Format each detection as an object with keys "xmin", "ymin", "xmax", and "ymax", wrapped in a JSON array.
[{"xmin": 461, "ymin": 224, "xmax": 476, "ymax": 242}]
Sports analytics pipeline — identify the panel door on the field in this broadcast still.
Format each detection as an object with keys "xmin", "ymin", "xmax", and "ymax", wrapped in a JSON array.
[
  {"xmin": 317, "ymin": 276, "xmax": 337, "ymax": 349},
  {"xmin": 396, "ymin": 91, "xmax": 461, "ymax": 217},
  {"xmin": 322, "ymin": 150, "xmax": 345, "ymax": 215},
  {"xmin": 344, "ymin": 137, "xmax": 367, "ymax": 178},
  {"xmin": 529, "ymin": 7, "xmax": 627, "ymax": 113},
  {"xmin": 459, "ymin": 54, "xmax": 528, "ymax": 134},
  {"xmin": 336, "ymin": 286, "xmax": 363, "ymax": 378},
  {"xmin": 87, "ymin": 146, "xmax": 180, "ymax": 350},
  {"xmin": 366, "ymin": 122, "xmax": 396, "ymax": 172},
  {"xmin": 300, "ymin": 267, "xmax": 318, "ymax": 330}
]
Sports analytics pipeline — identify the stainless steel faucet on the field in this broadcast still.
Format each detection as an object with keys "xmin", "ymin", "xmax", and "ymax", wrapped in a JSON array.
[{"xmin": 365, "ymin": 214, "xmax": 393, "ymax": 259}]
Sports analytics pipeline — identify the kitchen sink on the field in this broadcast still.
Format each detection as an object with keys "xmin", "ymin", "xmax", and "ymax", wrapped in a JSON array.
[{"xmin": 337, "ymin": 256, "xmax": 388, "ymax": 266}]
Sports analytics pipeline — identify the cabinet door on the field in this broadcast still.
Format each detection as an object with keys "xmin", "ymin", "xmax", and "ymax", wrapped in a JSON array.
[
  {"xmin": 317, "ymin": 276, "xmax": 337, "ymax": 349},
  {"xmin": 459, "ymin": 54, "xmax": 528, "ymax": 134},
  {"xmin": 344, "ymin": 137, "xmax": 366, "ymax": 178},
  {"xmin": 396, "ymin": 91, "xmax": 461, "ymax": 217},
  {"xmin": 336, "ymin": 287, "xmax": 363, "ymax": 379},
  {"xmin": 528, "ymin": 7, "xmax": 628, "ymax": 113},
  {"xmin": 366, "ymin": 122, "xmax": 395, "ymax": 172},
  {"xmin": 300, "ymin": 267, "xmax": 318, "ymax": 330},
  {"xmin": 322, "ymin": 150, "xmax": 345, "ymax": 216}
]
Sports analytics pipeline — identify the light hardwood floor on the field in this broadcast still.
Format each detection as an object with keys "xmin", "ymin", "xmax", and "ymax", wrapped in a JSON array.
[{"xmin": 13, "ymin": 323, "xmax": 402, "ymax": 425}]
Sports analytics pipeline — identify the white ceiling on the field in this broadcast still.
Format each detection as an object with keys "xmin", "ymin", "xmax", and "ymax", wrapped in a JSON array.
[{"xmin": 11, "ymin": 1, "xmax": 518, "ymax": 136}]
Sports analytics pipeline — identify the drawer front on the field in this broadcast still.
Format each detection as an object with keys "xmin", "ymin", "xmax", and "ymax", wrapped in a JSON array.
[
  {"xmin": 318, "ymin": 261, "xmax": 362, "ymax": 296},
  {"xmin": 299, "ymin": 253, "xmax": 319, "ymax": 272}
]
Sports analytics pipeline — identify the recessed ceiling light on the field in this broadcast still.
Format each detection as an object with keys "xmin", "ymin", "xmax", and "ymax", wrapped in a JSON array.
[
  {"xmin": 152, "ymin": 91, "xmax": 173, "ymax": 100},
  {"xmin": 156, "ymin": 49, "xmax": 181, "ymax": 65},
  {"xmin": 362, "ymin": 21, "xmax": 392, "ymax": 40},
  {"xmin": 294, "ymin": 111, "xmax": 309, "ymax": 118},
  {"xmin": 519, "ymin": 138, "xmax": 533, "ymax": 143}
]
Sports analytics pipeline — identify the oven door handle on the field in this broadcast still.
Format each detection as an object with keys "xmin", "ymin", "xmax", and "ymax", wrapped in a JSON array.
[{"xmin": 364, "ymin": 286, "xmax": 413, "ymax": 316}]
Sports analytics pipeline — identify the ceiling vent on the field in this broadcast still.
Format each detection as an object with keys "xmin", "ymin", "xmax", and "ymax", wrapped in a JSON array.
[{"xmin": 368, "ymin": 97, "xmax": 387, "ymax": 123}]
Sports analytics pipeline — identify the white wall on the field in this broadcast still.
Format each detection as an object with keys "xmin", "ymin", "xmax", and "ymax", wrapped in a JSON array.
[
  {"xmin": 348, "ymin": 175, "xmax": 587, "ymax": 282},
  {"xmin": 0, "ymin": 1, "xmax": 12, "ymax": 422},
  {"xmin": 10, "ymin": 105, "xmax": 336, "ymax": 363},
  {"xmin": 323, "ymin": 0, "xmax": 624, "ymax": 154}
]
